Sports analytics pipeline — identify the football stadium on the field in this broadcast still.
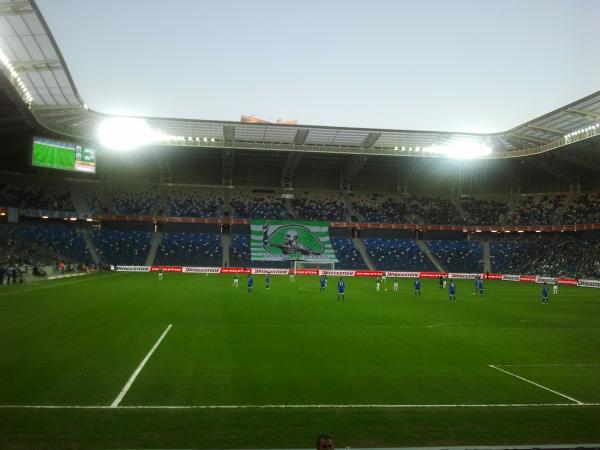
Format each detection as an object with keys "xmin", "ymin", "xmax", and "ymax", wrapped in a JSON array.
[{"xmin": 1, "ymin": 1, "xmax": 600, "ymax": 449}]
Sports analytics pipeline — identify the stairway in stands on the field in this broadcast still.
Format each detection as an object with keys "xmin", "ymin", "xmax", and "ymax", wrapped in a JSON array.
[
  {"xmin": 482, "ymin": 241, "xmax": 491, "ymax": 272},
  {"xmin": 351, "ymin": 237, "xmax": 375, "ymax": 270},
  {"xmin": 221, "ymin": 233, "xmax": 231, "ymax": 266},
  {"xmin": 78, "ymin": 228, "xmax": 100, "ymax": 265},
  {"xmin": 144, "ymin": 231, "xmax": 163, "ymax": 266},
  {"xmin": 68, "ymin": 181, "xmax": 90, "ymax": 214},
  {"xmin": 415, "ymin": 240, "xmax": 446, "ymax": 272}
]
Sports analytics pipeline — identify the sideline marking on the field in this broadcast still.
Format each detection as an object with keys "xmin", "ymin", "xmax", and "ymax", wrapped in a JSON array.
[
  {"xmin": 489, "ymin": 364, "xmax": 583, "ymax": 404},
  {"xmin": 0, "ymin": 273, "xmax": 120, "ymax": 297},
  {"xmin": 0, "ymin": 402, "xmax": 599, "ymax": 410},
  {"xmin": 110, "ymin": 324, "xmax": 173, "ymax": 408},
  {"xmin": 498, "ymin": 363, "xmax": 600, "ymax": 367}
]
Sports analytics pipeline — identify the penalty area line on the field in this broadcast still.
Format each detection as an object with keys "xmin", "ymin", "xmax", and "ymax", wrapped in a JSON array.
[
  {"xmin": 110, "ymin": 324, "xmax": 173, "ymax": 408},
  {"xmin": 489, "ymin": 364, "xmax": 584, "ymax": 405},
  {"xmin": 0, "ymin": 402, "xmax": 599, "ymax": 410}
]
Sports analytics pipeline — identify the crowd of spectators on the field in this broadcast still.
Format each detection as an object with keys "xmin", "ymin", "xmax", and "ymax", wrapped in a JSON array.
[
  {"xmin": 155, "ymin": 232, "xmax": 221, "ymax": 266},
  {"xmin": 165, "ymin": 190, "xmax": 223, "ymax": 217},
  {"xmin": 509, "ymin": 196, "xmax": 565, "ymax": 226},
  {"xmin": 10, "ymin": 223, "xmax": 91, "ymax": 264},
  {"xmin": 86, "ymin": 185, "xmax": 161, "ymax": 216},
  {"xmin": 406, "ymin": 197, "xmax": 460, "ymax": 225},
  {"xmin": 491, "ymin": 239, "xmax": 600, "ymax": 279},
  {"xmin": 351, "ymin": 194, "xmax": 409, "ymax": 223},
  {"xmin": 0, "ymin": 180, "xmax": 74, "ymax": 211},
  {"xmin": 293, "ymin": 193, "xmax": 347, "ymax": 221},
  {"xmin": 557, "ymin": 193, "xmax": 600, "ymax": 224},
  {"xmin": 230, "ymin": 191, "xmax": 287, "ymax": 220},
  {"xmin": 460, "ymin": 198, "xmax": 509, "ymax": 226}
]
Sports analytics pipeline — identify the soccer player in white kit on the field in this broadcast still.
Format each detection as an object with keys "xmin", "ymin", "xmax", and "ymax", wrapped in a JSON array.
[
  {"xmin": 376, "ymin": 276, "xmax": 381, "ymax": 291},
  {"xmin": 393, "ymin": 277, "xmax": 399, "ymax": 292},
  {"xmin": 233, "ymin": 274, "xmax": 239, "ymax": 287},
  {"xmin": 553, "ymin": 280, "xmax": 558, "ymax": 294}
]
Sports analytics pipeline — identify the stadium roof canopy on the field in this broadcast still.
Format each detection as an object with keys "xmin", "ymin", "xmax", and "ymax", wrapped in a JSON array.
[{"xmin": 0, "ymin": 0, "xmax": 599, "ymax": 159}]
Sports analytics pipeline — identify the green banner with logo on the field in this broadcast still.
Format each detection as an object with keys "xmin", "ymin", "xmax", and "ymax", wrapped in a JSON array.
[{"xmin": 250, "ymin": 220, "xmax": 338, "ymax": 263}]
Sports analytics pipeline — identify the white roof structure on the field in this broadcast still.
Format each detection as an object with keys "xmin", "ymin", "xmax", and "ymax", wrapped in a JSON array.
[{"xmin": 0, "ymin": 0, "xmax": 599, "ymax": 158}]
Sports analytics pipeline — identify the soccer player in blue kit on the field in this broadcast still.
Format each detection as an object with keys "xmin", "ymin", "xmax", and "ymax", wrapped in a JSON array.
[
  {"xmin": 337, "ymin": 277, "xmax": 345, "ymax": 301},
  {"xmin": 320, "ymin": 274, "xmax": 327, "ymax": 292},
  {"xmin": 414, "ymin": 277, "xmax": 421, "ymax": 296},
  {"xmin": 449, "ymin": 280, "xmax": 456, "ymax": 302},
  {"xmin": 247, "ymin": 274, "xmax": 254, "ymax": 294},
  {"xmin": 477, "ymin": 276, "xmax": 484, "ymax": 295},
  {"xmin": 265, "ymin": 272, "xmax": 271, "ymax": 289},
  {"xmin": 542, "ymin": 282, "xmax": 549, "ymax": 304}
]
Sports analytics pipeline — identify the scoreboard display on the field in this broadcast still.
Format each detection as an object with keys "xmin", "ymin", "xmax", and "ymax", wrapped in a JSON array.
[{"xmin": 32, "ymin": 137, "xmax": 96, "ymax": 173}]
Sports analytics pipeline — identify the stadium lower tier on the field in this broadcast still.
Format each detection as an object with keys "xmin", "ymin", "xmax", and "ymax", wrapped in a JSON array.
[{"xmin": 2, "ymin": 222, "xmax": 600, "ymax": 279}]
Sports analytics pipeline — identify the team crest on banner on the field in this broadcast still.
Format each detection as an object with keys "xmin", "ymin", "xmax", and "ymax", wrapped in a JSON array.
[{"xmin": 250, "ymin": 220, "xmax": 338, "ymax": 263}]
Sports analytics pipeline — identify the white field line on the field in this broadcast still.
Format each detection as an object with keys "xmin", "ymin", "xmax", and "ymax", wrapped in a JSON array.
[
  {"xmin": 489, "ymin": 364, "xmax": 584, "ymax": 404},
  {"xmin": 497, "ymin": 363, "xmax": 600, "ymax": 367},
  {"xmin": 0, "ymin": 402, "xmax": 599, "ymax": 410},
  {"xmin": 0, "ymin": 273, "xmax": 120, "ymax": 297},
  {"xmin": 110, "ymin": 324, "xmax": 173, "ymax": 408}
]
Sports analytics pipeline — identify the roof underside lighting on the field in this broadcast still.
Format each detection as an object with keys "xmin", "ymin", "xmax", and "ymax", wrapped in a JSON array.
[
  {"xmin": 423, "ymin": 140, "xmax": 492, "ymax": 159},
  {"xmin": 98, "ymin": 117, "xmax": 156, "ymax": 150}
]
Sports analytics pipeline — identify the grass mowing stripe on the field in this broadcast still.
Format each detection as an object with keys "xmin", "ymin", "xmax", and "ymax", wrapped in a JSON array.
[
  {"xmin": 1, "ymin": 402, "xmax": 600, "ymax": 409},
  {"xmin": 0, "ymin": 273, "xmax": 120, "ymax": 297},
  {"xmin": 110, "ymin": 324, "xmax": 173, "ymax": 408},
  {"xmin": 489, "ymin": 365, "xmax": 584, "ymax": 404}
]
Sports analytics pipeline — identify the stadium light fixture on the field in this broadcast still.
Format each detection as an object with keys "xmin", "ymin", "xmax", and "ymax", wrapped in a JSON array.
[
  {"xmin": 98, "ymin": 117, "xmax": 157, "ymax": 151},
  {"xmin": 517, "ymin": 230, "xmax": 524, "ymax": 233},
  {"xmin": 423, "ymin": 140, "xmax": 492, "ymax": 159},
  {"xmin": 203, "ymin": 137, "xmax": 208, "ymax": 142},
  {"xmin": 41, "ymin": 215, "xmax": 48, "ymax": 219},
  {"xmin": 394, "ymin": 146, "xmax": 398, "ymax": 150}
]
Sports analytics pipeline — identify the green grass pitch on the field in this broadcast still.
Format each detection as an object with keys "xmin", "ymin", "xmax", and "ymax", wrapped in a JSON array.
[
  {"xmin": 32, "ymin": 143, "xmax": 75, "ymax": 171},
  {"xmin": 1, "ymin": 273, "xmax": 599, "ymax": 449}
]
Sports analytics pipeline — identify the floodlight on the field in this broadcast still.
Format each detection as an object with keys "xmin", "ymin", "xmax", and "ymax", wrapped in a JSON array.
[
  {"xmin": 98, "ymin": 117, "xmax": 155, "ymax": 150},
  {"xmin": 424, "ymin": 140, "xmax": 492, "ymax": 159},
  {"xmin": 394, "ymin": 146, "xmax": 398, "ymax": 150},
  {"xmin": 210, "ymin": 138, "xmax": 215, "ymax": 142},
  {"xmin": 203, "ymin": 137, "xmax": 208, "ymax": 142}
]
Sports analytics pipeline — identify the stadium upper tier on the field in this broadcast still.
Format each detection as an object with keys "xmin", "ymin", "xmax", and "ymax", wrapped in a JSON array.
[
  {"xmin": 0, "ymin": 1, "xmax": 599, "ymax": 159},
  {"xmin": 2, "ymin": 177, "xmax": 600, "ymax": 227}
]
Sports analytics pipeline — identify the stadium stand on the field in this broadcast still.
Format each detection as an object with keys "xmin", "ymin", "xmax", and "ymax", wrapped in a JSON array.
[
  {"xmin": 407, "ymin": 196, "xmax": 460, "ymax": 225},
  {"xmin": 155, "ymin": 232, "xmax": 222, "ymax": 266},
  {"xmin": 492, "ymin": 239, "xmax": 600, "ymax": 279},
  {"xmin": 350, "ymin": 193, "xmax": 409, "ymax": 223},
  {"xmin": 0, "ymin": 179, "xmax": 74, "ymax": 211},
  {"xmin": 0, "ymin": 223, "xmax": 63, "ymax": 266},
  {"xmin": 427, "ymin": 240, "xmax": 484, "ymax": 273},
  {"xmin": 230, "ymin": 191, "xmax": 287, "ymax": 220},
  {"xmin": 229, "ymin": 233, "xmax": 251, "ymax": 267},
  {"xmin": 509, "ymin": 195, "xmax": 571, "ymax": 225},
  {"xmin": 460, "ymin": 198, "xmax": 509, "ymax": 225},
  {"xmin": 292, "ymin": 192, "xmax": 347, "ymax": 221},
  {"xmin": 9, "ymin": 222, "xmax": 91, "ymax": 264},
  {"xmin": 164, "ymin": 189, "xmax": 223, "ymax": 217},
  {"xmin": 91, "ymin": 229, "xmax": 151, "ymax": 265},
  {"xmin": 85, "ymin": 185, "xmax": 161, "ymax": 215},
  {"xmin": 363, "ymin": 238, "xmax": 436, "ymax": 271},
  {"xmin": 330, "ymin": 236, "xmax": 368, "ymax": 269}
]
